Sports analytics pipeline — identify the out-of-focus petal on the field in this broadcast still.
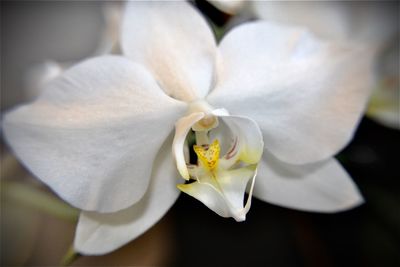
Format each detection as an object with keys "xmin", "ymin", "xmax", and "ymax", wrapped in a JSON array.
[
  {"xmin": 253, "ymin": 1, "xmax": 399, "ymax": 46},
  {"xmin": 121, "ymin": 1, "xmax": 217, "ymax": 101},
  {"xmin": 254, "ymin": 151, "xmax": 364, "ymax": 212},
  {"xmin": 24, "ymin": 61, "xmax": 63, "ymax": 100},
  {"xmin": 208, "ymin": 22, "xmax": 374, "ymax": 164},
  {"xmin": 93, "ymin": 2, "xmax": 122, "ymax": 55},
  {"xmin": 367, "ymin": 38, "xmax": 400, "ymax": 129},
  {"xmin": 209, "ymin": 0, "xmax": 246, "ymax": 15},
  {"xmin": 74, "ymin": 136, "xmax": 180, "ymax": 255},
  {"xmin": 3, "ymin": 56, "xmax": 186, "ymax": 213}
]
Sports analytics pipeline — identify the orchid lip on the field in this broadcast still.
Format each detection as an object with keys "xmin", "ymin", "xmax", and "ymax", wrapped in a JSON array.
[{"xmin": 172, "ymin": 104, "xmax": 263, "ymax": 221}]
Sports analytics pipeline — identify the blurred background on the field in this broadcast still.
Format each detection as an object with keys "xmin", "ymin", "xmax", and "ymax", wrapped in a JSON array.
[{"xmin": 1, "ymin": 1, "xmax": 399, "ymax": 266}]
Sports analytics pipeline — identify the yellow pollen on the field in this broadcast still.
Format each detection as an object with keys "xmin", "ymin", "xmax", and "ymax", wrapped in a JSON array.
[{"xmin": 193, "ymin": 139, "xmax": 220, "ymax": 172}]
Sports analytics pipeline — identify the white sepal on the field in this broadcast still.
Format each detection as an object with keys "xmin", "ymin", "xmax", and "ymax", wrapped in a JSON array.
[{"xmin": 254, "ymin": 151, "xmax": 364, "ymax": 212}]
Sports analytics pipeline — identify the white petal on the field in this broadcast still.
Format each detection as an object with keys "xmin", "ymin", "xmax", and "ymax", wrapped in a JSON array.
[
  {"xmin": 208, "ymin": 22, "xmax": 374, "ymax": 164},
  {"xmin": 253, "ymin": 1, "xmax": 399, "ymax": 46},
  {"xmin": 121, "ymin": 1, "xmax": 217, "ymax": 101},
  {"xmin": 254, "ymin": 151, "xmax": 364, "ymax": 213},
  {"xmin": 172, "ymin": 112, "xmax": 205, "ymax": 180},
  {"xmin": 179, "ymin": 165, "xmax": 256, "ymax": 222},
  {"xmin": 210, "ymin": 0, "xmax": 246, "ymax": 15},
  {"xmin": 3, "ymin": 56, "xmax": 186, "ymax": 213},
  {"xmin": 74, "ymin": 136, "xmax": 180, "ymax": 255}
]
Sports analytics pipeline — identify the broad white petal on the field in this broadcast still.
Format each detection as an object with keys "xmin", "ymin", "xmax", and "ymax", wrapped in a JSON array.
[
  {"xmin": 172, "ymin": 112, "xmax": 205, "ymax": 180},
  {"xmin": 3, "ymin": 56, "xmax": 186, "ymax": 212},
  {"xmin": 253, "ymin": 1, "xmax": 399, "ymax": 46},
  {"xmin": 254, "ymin": 151, "xmax": 364, "ymax": 213},
  {"xmin": 74, "ymin": 136, "xmax": 180, "ymax": 255},
  {"xmin": 121, "ymin": 1, "xmax": 217, "ymax": 101},
  {"xmin": 208, "ymin": 22, "xmax": 374, "ymax": 164},
  {"xmin": 179, "ymin": 165, "xmax": 256, "ymax": 222}
]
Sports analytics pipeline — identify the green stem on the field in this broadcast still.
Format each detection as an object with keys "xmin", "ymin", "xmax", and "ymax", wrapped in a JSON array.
[
  {"xmin": 1, "ymin": 181, "xmax": 79, "ymax": 222},
  {"xmin": 60, "ymin": 246, "xmax": 80, "ymax": 266}
]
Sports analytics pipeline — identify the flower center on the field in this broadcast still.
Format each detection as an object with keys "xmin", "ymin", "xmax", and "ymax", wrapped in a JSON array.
[
  {"xmin": 189, "ymin": 100, "xmax": 219, "ymax": 131},
  {"xmin": 172, "ymin": 101, "xmax": 263, "ymax": 221}
]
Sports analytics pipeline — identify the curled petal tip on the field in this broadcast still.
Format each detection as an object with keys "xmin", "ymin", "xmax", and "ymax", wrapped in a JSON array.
[{"xmin": 233, "ymin": 212, "xmax": 246, "ymax": 222}]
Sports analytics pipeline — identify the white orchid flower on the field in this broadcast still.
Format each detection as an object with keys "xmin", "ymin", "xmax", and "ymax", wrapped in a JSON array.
[{"xmin": 3, "ymin": 2, "xmax": 372, "ymax": 255}]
